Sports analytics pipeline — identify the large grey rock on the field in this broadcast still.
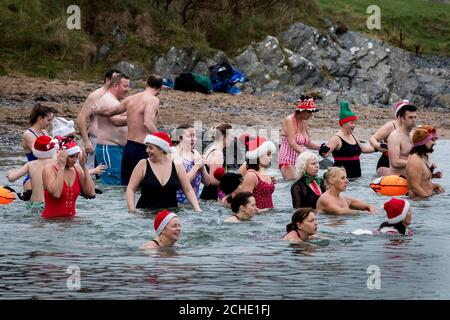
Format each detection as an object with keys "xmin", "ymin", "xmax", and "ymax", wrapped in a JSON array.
[
  {"xmin": 112, "ymin": 61, "xmax": 144, "ymax": 83},
  {"xmin": 150, "ymin": 21, "xmax": 450, "ymax": 107},
  {"xmin": 151, "ymin": 47, "xmax": 199, "ymax": 80}
]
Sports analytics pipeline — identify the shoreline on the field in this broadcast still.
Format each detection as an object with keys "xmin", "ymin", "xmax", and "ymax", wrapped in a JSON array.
[{"xmin": 1, "ymin": 75, "xmax": 450, "ymax": 148}]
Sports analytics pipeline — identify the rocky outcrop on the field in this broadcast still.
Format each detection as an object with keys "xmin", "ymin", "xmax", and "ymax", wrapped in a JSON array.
[{"xmin": 150, "ymin": 22, "xmax": 450, "ymax": 109}]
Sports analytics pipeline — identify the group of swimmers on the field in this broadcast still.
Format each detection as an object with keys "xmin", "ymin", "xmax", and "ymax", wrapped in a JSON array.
[{"xmin": 4, "ymin": 70, "xmax": 445, "ymax": 249}]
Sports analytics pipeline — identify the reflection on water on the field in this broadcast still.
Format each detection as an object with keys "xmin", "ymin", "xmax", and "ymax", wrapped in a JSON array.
[{"xmin": 1, "ymin": 141, "xmax": 450, "ymax": 299}]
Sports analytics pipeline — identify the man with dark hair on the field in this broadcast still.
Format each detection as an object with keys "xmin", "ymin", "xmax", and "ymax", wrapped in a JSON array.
[
  {"xmin": 387, "ymin": 104, "xmax": 417, "ymax": 176},
  {"xmin": 406, "ymin": 125, "xmax": 444, "ymax": 197},
  {"xmin": 77, "ymin": 69, "xmax": 122, "ymax": 171},
  {"xmin": 92, "ymin": 74, "xmax": 162, "ymax": 185},
  {"xmin": 93, "ymin": 73, "xmax": 130, "ymax": 185}
]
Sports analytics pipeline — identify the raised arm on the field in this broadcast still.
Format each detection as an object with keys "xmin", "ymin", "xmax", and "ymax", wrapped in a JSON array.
[
  {"xmin": 42, "ymin": 150, "xmax": 67, "ymax": 198},
  {"xmin": 76, "ymin": 150, "xmax": 95, "ymax": 197},
  {"xmin": 126, "ymin": 159, "xmax": 146, "ymax": 213},
  {"xmin": 7, "ymin": 163, "xmax": 30, "ymax": 182}
]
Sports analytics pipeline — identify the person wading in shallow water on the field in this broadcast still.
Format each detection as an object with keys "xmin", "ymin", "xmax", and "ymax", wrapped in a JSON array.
[
  {"xmin": 316, "ymin": 167, "xmax": 377, "ymax": 215},
  {"xmin": 282, "ymin": 208, "xmax": 318, "ymax": 242},
  {"xmin": 319, "ymin": 101, "xmax": 375, "ymax": 179},
  {"xmin": 406, "ymin": 125, "xmax": 444, "ymax": 198},
  {"xmin": 278, "ymin": 96, "xmax": 321, "ymax": 180},
  {"xmin": 369, "ymin": 100, "xmax": 410, "ymax": 177}
]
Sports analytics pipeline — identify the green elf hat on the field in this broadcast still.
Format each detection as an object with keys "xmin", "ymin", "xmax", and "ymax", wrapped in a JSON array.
[{"xmin": 338, "ymin": 101, "xmax": 357, "ymax": 125}]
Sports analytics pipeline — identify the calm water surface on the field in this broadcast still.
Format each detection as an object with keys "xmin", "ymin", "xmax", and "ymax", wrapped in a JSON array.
[{"xmin": 1, "ymin": 140, "xmax": 449, "ymax": 299}]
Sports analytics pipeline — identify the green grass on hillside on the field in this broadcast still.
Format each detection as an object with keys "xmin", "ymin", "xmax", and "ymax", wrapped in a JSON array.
[
  {"xmin": 0, "ymin": 0, "xmax": 448, "ymax": 81},
  {"xmin": 316, "ymin": 0, "xmax": 450, "ymax": 55}
]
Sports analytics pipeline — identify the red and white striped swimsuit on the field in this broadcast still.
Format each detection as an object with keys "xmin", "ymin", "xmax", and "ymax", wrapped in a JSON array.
[{"xmin": 278, "ymin": 115, "xmax": 309, "ymax": 168}]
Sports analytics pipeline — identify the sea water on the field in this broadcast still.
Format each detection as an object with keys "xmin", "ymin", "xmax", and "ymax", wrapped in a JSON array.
[{"xmin": 1, "ymin": 141, "xmax": 449, "ymax": 299}]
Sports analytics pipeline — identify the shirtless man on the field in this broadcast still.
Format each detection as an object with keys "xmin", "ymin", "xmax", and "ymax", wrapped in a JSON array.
[
  {"xmin": 77, "ymin": 69, "xmax": 121, "ymax": 170},
  {"xmin": 406, "ymin": 125, "xmax": 444, "ymax": 198},
  {"xmin": 92, "ymin": 74, "xmax": 162, "ymax": 185},
  {"xmin": 387, "ymin": 104, "xmax": 417, "ymax": 176},
  {"xmin": 369, "ymin": 100, "xmax": 409, "ymax": 177},
  {"xmin": 94, "ymin": 73, "xmax": 130, "ymax": 185}
]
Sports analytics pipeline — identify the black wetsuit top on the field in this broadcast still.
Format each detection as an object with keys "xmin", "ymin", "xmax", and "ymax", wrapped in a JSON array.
[
  {"xmin": 332, "ymin": 135, "xmax": 362, "ymax": 178},
  {"xmin": 136, "ymin": 160, "xmax": 180, "ymax": 209},
  {"xmin": 290, "ymin": 176, "xmax": 326, "ymax": 209},
  {"xmin": 199, "ymin": 148, "xmax": 223, "ymax": 201},
  {"xmin": 376, "ymin": 122, "xmax": 396, "ymax": 170}
]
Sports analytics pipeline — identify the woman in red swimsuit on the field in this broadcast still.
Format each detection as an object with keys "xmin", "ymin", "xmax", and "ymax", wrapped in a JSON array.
[
  {"xmin": 241, "ymin": 136, "xmax": 276, "ymax": 211},
  {"xmin": 42, "ymin": 139, "xmax": 95, "ymax": 219}
]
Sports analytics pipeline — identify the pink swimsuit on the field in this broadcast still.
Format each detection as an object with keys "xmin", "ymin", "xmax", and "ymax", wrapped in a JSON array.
[{"xmin": 278, "ymin": 115, "xmax": 309, "ymax": 168}]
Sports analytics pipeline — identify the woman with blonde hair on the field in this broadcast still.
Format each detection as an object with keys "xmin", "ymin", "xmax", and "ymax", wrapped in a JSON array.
[
  {"xmin": 316, "ymin": 167, "xmax": 377, "ymax": 215},
  {"xmin": 290, "ymin": 151, "xmax": 325, "ymax": 209}
]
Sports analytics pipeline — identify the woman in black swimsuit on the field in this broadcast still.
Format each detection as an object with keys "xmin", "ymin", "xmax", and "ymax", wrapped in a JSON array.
[
  {"xmin": 319, "ymin": 101, "xmax": 375, "ymax": 178},
  {"xmin": 126, "ymin": 132, "xmax": 202, "ymax": 212},
  {"xmin": 224, "ymin": 192, "xmax": 257, "ymax": 223},
  {"xmin": 142, "ymin": 210, "xmax": 181, "ymax": 249},
  {"xmin": 282, "ymin": 208, "xmax": 318, "ymax": 242}
]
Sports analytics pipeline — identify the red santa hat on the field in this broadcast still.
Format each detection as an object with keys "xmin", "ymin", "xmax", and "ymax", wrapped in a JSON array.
[
  {"xmin": 144, "ymin": 132, "xmax": 176, "ymax": 154},
  {"xmin": 245, "ymin": 136, "xmax": 276, "ymax": 160},
  {"xmin": 384, "ymin": 198, "xmax": 410, "ymax": 224},
  {"xmin": 394, "ymin": 100, "xmax": 411, "ymax": 117},
  {"xmin": 154, "ymin": 210, "xmax": 178, "ymax": 235},
  {"xmin": 32, "ymin": 135, "xmax": 59, "ymax": 159},
  {"xmin": 60, "ymin": 138, "xmax": 81, "ymax": 156}
]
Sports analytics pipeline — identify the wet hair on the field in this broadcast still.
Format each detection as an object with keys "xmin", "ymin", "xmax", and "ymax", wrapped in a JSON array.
[
  {"xmin": 409, "ymin": 144, "xmax": 431, "ymax": 156},
  {"xmin": 108, "ymin": 73, "xmax": 130, "ymax": 89},
  {"xmin": 103, "ymin": 68, "xmax": 122, "ymax": 82},
  {"xmin": 323, "ymin": 166, "xmax": 345, "ymax": 189},
  {"xmin": 295, "ymin": 151, "xmax": 319, "ymax": 177},
  {"xmin": 146, "ymin": 74, "xmax": 163, "ymax": 89},
  {"xmin": 210, "ymin": 123, "xmax": 232, "ymax": 141},
  {"xmin": 378, "ymin": 221, "xmax": 407, "ymax": 235},
  {"xmin": 172, "ymin": 124, "xmax": 194, "ymax": 146},
  {"xmin": 286, "ymin": 208, "xmax": 314, "ymax": 233},
  {"xmin": 29, "ymin": 103, "xmax": 57, "ymax": 125},
  {"xmin": 230, "ymin": 191, "xmax": 253, "ymax": 213},
  {"xmin": 397, "ymin": 105, "xmax": 417, "ymax": 119}
]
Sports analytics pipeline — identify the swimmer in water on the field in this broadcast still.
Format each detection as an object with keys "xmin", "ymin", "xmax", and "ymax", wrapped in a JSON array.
[
  {"xmin": 316, "ymin": 167, "xmax": 377, "ymax": 215},
  {"xmin": 142, "ymin": 210, "xmax": 181, "ymax": 249},
  {"xmin": 282, "ymin": 208, "xmax": 318, "ymax": 242},
  {"xmin": 224, "ymin": 192, "xmax": 258, "ymax": 223}
]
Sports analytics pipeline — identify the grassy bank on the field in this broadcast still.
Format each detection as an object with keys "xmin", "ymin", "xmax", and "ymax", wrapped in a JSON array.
[{"xmin": 0, "ymin": 0, "xmax": 448, "ymax": 81}]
